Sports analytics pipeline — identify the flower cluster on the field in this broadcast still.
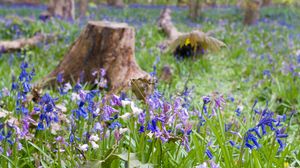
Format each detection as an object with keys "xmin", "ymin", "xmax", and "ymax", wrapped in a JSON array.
[
  {"xmin": 244, "ymin": 102, "xmax": 288, "ymax": 151},
  {"xmin": 12, "ymin": 62, "xmax": 35, "ymax": 115}
]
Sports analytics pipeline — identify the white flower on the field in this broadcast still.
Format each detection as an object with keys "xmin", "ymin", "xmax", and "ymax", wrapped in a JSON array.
[
  {"xmin": 79, "ymin": 144, "xmax": 88, "ymax": 151},
  {"xmin": 147, "ymin": 132, "xmax": 154, "ymax": 138},
  {"xmin": 121, "ymin": 100, "xmax": 131, "ymax": 107},
  {"xmin": 131, "ymin": 102, "xmax": 143, "ymax": 115},
  {"xmin": 89, "ymin": 134, "xmax": 99, "ymax": 141},
  {"xmin": 119, "ymin": 113, "xmax": 132, "ymax": 121},
  {"xmin": 63, "ymin": 82, "xmax": 72, "ymax": 92},
  {"xmin": 1, "ymin": 87, "xmax": 10, "ymax": 96},
  {"xmin": 71, "ymin": 93, "xmax": 80, "ymax": 101},
  {"xmin": 90, "ymin": 141, "xmax": 99, "ymax": 149},
  {"xmin": 119, "ymin": 128, "xmax": 129, "ymax": 134},
  {"xmin": 195, "ymin": 162, "xmax": 208, "ymax": 168},
  {"xmin": 56, "ymin": 104, "xmax": 67, "ymax": 112}
]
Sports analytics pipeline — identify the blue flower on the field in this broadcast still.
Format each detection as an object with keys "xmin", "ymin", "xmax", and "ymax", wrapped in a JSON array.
[
  {"xmin": 147, "ymin": 119, "xmax": 157, "ymax": 132},
  {"xmin": 139, "ymin": 126, "xmax": 145, "ymax": 133},
  {"xmin": 108, "ymin": 122, "xmax": 122, "ymax": 129},
  {"xmin": 205, "ymin": 149, "xmax": 213, "ymax": 160},
  {"xmin": 235, "ymin": 107, "xmax": 242, "ymax": 116},
  {"xmin": 56, "ymin": 73, "xmax": 64, "ymax": 83},
  {"xmin": 37, "ymin": 122, "xmax": 45, "ymax": 130}
]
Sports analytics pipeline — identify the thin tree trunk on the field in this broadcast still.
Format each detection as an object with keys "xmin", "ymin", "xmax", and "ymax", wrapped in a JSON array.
[
  {"xmin": 177, "ymin": 0, "xmax": 185, "ymax": 6},
  {"xmin": 80, "ymin": 0, "xmax": 89, "ymax": 17},
  {"xmin": 47, "ymin": 0, "xmax": 75, "ymax": 20},
  {"xmin": 243, "ymin": 0, "xmax": 261, "ymax": 25},
  {"xmin": 107, "ymin": 0, "xmax": 124, "ymax": 7},
  {"xmin": 189, "ymin": 0, "xmax": 202, "ymax": 21},
  {"xmin": 262, "ymin": 0, "xmax": 271, "ymax": 6}
]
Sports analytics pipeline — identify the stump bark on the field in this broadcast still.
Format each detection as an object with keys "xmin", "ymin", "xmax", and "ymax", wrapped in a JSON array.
[
  {"xmin": 46, "ymin": 21, "xmax": 151, "ymax": 94},
  {"xmin": 46, "ymin": 0, "xmax": 75, "ymax": 20}
]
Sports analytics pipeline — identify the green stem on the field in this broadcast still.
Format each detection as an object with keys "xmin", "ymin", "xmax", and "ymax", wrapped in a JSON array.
[{"xmin": 267, "ymin": 135, "xmax": 276, "ymax": 168}]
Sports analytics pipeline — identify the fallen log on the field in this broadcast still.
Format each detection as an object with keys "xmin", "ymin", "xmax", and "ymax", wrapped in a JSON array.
[
  {"xmin": 0, "ymin": 34, "xmax": 56, "ymax": 53},
  {"xmin": 45, "ymin": 21, "xmax": 153, "ymax": 99},
  {"xmin": 157, "ymin": 8, "xmax": 226, "ymax": 59}
]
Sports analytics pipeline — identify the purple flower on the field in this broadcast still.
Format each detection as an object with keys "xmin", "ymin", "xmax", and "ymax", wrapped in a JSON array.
[
  {"xmin": 110, "ymin": 95, "xmax": 122, "ymax": 106},
  {"xmin": 102, "ymin": 105, "xmax": 118, "ymax": 121},
  {"xmin": 202, "ymin": 96, "xmax": 211, "ymax": 104},
  {"xmin": 138, "ymin": 111, "xmax": 146, "ymax": 125}
]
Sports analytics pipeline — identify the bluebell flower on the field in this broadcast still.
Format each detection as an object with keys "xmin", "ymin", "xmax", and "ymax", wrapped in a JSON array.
[
  {"xmin": 73, "ymin": 83, "xmax": 82, "ymax": 92},
  {"xmin": 56, "ymin": 73, "xmax": 64, "ymax": 83},
  {"xmin": 37, "ymin": 122, "xmax": 45, "ymax": 130},
  {"xmin": 244, "ymin": 132, "xmax": 261, "ymax": 149},
  {"xmin": 102, "ymin": 105, "xmax": 118, "ymax": 121},
  {"xmin": 36, "ymin": 93, "xmax": 59, "ymax": 130},
  {"xmin": 263, "ymin": 70, "xmax": 271, "ymax": 78},
  {"xmin": 108, "ymin": 122, "xmax": 122, "ymax": 129},
  {"xmin": 138, "ymin": 111, "xmax": 146, "ymax": 125},
  {"xmin": 139, "ymin": 126, "xmax": 145, "ymax": 133},
  {"xmin": 110, "ymin": 95, "xmax": 122, "ymax": 106},
  {"xmin": 235, "ymin": 107, "xmax": 242, "ymax": 116},
  {"xmin": 202, "ymin": 96, "xmax": 211, "ymax": 104},
  {"xmin": 205, "ymin": 149, "xmax": 213, "ymax": 159},
  {"xmin": 147, "ymin": 119, "xmax": 157, "ymax": 133}
]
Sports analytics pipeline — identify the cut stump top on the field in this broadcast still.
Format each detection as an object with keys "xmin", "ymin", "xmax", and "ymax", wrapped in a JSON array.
[{"xmin": 88, "ymin": 21, "xmax": 131, "ymax": 29}]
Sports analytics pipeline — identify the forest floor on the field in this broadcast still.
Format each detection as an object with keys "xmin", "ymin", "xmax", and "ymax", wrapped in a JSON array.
[{"xmin": 0, "ymin": 3, "xmax": 299, "ymax": 168}]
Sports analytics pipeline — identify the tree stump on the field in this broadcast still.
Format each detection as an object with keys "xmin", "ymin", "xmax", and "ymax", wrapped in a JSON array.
[
  {"xmin": 46, "ymin": 0, "xmax": 75, "ymax": 20},
  {"xmin": 243, "ymin": 0, "xmax": 261, "ymax": 25},
  {"xmin": 46, "ymin": 21, "xmax": 151, "ymax": 95}
]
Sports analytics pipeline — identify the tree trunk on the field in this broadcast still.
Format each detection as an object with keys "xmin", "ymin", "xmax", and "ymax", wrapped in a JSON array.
[
  {"xmin": 107, "ymin": 0, "xmax": 124, "ymax": 7},
  {"xmin": 80, "ymin": 0, "xmax": 89, "ymax": 17},
  {"xmin": 177, "ymin": 0, "xmax": 185, "ymax": 7},
  {"xmin": 262, "ymin": 0, "xmax": 271, "ymax": 6},
  {"xmin": 243, "ymin": 0, "xmax": 261, "ymax": 25},
  {"xmin": 189, "ymin": 0, "xmax": 202, "ymax": 21},
  {"xmin": 47, "ymin": 0, "xmax": 75, "ymax": 20},
  {"xmin": 46, "ymin": 21, "xmax": 151, "ymax": 96}
]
